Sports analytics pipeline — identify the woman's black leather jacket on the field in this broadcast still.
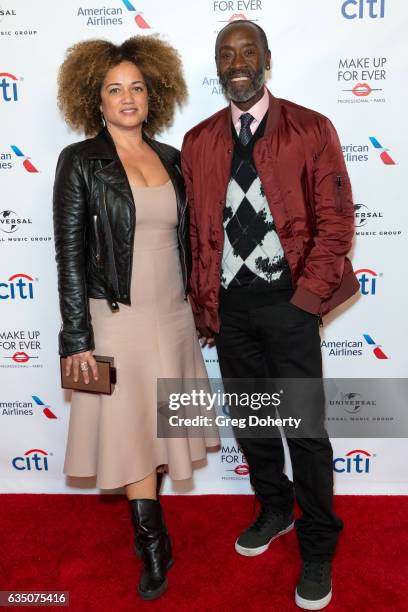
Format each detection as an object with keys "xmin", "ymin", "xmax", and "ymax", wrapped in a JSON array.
[{"xmin": 53, "ymin": 128, "xmax": 191, "ymax": 356}]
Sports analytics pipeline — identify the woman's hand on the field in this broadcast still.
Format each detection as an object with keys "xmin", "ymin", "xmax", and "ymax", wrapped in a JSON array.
[
  {"xmin": 65, "ymin": 350, "xmax": 99, "ymax": 385},
  {"xmin": 197, "ymin": 327, "xmax": 215, "ymax": 348}
]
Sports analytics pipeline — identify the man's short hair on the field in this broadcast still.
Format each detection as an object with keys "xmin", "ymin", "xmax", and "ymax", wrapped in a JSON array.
[{"xmin": 215, "ymin": 20, "xmax": 269, "ymax": 53}]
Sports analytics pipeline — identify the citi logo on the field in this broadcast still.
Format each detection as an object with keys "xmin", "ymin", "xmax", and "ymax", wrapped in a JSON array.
[
  {"xmin": 12, "ymin": 448, "xmax": 50, "ymax": 471},
  {"xmin": 121, "ymin": 0, "xmax": 150, "ymax": 28},
  {"xmin": 0, "ymin": 72, "xmax": 20, "ymax": 102},
  {"xmin": 369, "ymin": 137, "xmax": 396, "ymax": 165},
  {"xmin": 334, "ymin": 449, "xmax": 373, "ymax": 473},
  {"xmin": 355, "ymin": 268, "xmax": 381, "ymax": 295},
  {"xmin": 341, "ymin": 0, "xmax": 385, "ymax": 19},
  {"xmin": 32, "ymin": 395, "xmax": 57, "ymax": 419},
  {"xmin": 0, "ymin": 274, "xmax": 35, "ymax": 300},
  {"xmin": 10, "ymin": 145, "xmax": 39, "ymax": 173},
  {"xmin": 363, "ymin": 334, "xmax": 389, "ymax": 359}
]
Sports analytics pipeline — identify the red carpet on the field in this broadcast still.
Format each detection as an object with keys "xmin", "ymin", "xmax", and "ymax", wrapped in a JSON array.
[{"xmin": 1, "ymin": 494, "xmax": 407, "ymax": 611}]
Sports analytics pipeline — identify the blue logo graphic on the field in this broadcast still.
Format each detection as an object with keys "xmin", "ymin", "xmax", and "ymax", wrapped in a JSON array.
[{"xmin": 341, "ymin": 0, "xmax": 385, "ymax": 19}]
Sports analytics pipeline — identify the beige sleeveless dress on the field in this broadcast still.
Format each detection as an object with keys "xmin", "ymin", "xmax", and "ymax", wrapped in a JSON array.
[{"xmin": 63, "ymin": 180, "xmax": 219, "ymax": 489}]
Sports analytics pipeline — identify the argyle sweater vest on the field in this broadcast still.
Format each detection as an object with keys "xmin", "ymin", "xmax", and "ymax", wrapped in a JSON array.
[{"xmin": 219, "ymin": 114, "xmax": 292, "ymax": 310}]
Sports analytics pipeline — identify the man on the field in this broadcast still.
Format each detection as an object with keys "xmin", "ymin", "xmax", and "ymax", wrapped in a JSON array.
[{"xmin": 181, "ymin": 20, "xmax": 359, "ymax": 610}]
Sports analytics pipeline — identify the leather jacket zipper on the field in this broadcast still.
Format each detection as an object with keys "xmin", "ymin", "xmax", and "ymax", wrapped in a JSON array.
[
  {"xmin": 170, "ymin": 171, "xmax": 188, "ymax": 298},
  {"xmin": 101, "ymin": 183, "xmax": 119, "ymax": 297},
  {"xmin": 93, "ymin": 214, "xmax": 101, "ymax": 264},
  {"xmin": 177, "ymin": 214, "xmax": 188, "ymax": 298}
]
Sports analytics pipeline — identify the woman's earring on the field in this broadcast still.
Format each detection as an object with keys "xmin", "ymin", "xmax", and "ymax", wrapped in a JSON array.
[
  {"xmin": 143, "ymin": 117, "xmax": 148, "ymax": 125},
  {"xmin": 101, "ymin": 111, "xmax": 106, "ymax": 127}
]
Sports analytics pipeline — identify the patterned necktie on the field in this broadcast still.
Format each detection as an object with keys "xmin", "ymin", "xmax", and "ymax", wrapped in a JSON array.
[{"xmin": 239, "ymin": 113, "xmax": 254, "ymax": 146}]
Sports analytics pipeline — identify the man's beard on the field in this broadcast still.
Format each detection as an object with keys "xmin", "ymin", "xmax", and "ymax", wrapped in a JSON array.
[{"xmin": 218, "ymin": 66, "xmax": 265, "ymax": 103}]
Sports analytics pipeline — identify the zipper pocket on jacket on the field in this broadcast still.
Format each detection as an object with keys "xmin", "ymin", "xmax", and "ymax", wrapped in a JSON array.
[
  {"xmin": 93, "ymin": 214, "xmax": 102, "ymax": 265},
  {"xmin": 334, "ymin": 174, "xmax": 343, "ymax": 213}
]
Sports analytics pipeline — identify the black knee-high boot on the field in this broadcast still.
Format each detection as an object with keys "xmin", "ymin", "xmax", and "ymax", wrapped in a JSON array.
[
  {"xmin": 133, "ymin": 472, "xmax": 165, "ymax": 558},
  {"xmin": 129, "ymin": 498, "xmax": 173, "ymax": 600}
]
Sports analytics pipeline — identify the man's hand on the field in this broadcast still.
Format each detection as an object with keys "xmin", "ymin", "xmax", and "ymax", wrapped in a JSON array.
[
  {"xmin": 197, "ymin": 326, "xmax": 215, "ymax": 348},
  {"xmin": 65, "ymin": 350, "xmax": 99, "ymax": 385}
]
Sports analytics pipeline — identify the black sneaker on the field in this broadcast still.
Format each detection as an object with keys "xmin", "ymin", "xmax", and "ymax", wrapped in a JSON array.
[
  {"xmin": 235, "ymin": 506, "xmax": 294, "ymax": 556},
  {"xmin": 295, "ymin": 560, "xmax": 332, "ymax": 610}
]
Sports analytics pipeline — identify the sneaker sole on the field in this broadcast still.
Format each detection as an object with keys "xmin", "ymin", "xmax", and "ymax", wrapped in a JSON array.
[
  {"xmin": 295, "ymin": 587, "xmax": 332, "ymax": 610},
  {"xmin": 234, "ymin": 521, "xmax": 295, "ymax": 557}
]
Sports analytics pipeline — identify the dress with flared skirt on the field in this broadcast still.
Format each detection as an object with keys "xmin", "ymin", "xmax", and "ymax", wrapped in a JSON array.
[{"xmin": 63, "ymin": 180, "xmax": 219, "ymax": 489}]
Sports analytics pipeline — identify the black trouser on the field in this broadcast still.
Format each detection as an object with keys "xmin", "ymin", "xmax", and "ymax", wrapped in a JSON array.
[{"xmin": 216, "ymin": 300, "xmax": 343, "ymax": 561}]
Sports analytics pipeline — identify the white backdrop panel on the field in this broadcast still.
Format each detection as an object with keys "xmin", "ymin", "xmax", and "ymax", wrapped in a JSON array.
[{"xmin": 0, "ymin": 0, "xmax": 407, "ymax": 495}]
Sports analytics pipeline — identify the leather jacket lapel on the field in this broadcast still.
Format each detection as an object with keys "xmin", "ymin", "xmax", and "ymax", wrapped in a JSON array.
[
  {"xmin": 94, "ymin": 159, "xmax": 135, "ymax": 209},
  {"xmin": 89, "ymin": 129, "xmax": 185, "ymax": 219},
  {"xmin": 88, "ymin": 130, "xmax": 135, "ymax": 210}
]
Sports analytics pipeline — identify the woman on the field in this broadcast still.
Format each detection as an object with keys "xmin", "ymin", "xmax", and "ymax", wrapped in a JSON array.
[{"xmin": 53, "ymin": 36, "xmax": 219, "ymax": 601}]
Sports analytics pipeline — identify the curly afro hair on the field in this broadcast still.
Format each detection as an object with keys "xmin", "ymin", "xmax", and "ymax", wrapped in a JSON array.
[{"xmin": 57, "ymin": 35, "xmax": 188, "ymax": 137}]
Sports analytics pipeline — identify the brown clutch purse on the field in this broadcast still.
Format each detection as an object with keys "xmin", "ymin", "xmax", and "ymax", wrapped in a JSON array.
[{"xmin": 60, "ymin": 355, "xmax": 117, "ymax": 395}]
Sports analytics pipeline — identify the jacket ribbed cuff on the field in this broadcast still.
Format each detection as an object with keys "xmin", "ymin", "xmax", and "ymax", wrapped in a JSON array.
[{"xmin": 290, "ymin": 285, "xmax": 322, "ymax": 315}]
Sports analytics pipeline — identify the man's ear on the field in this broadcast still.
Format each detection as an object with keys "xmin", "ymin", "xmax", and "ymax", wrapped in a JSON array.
[{"xmin": 266, "ymin": 50, "xmax": 272, "ymax": 71}]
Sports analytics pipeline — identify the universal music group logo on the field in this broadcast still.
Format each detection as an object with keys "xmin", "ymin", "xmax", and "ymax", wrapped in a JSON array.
[{"xmin": 0, "ymin": 8, "xmax": 38, "ymax": 37}]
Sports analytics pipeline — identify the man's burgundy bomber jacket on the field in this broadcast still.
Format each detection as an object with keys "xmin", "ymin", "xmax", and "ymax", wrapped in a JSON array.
[{"xmin": 181, "ymin": 89, "xmax": 359, "ymax": 334}]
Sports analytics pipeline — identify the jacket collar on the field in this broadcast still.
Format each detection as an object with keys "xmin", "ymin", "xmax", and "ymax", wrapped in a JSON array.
[
  {"xmin": 85, "ymin": 127, "xmax": 118, "ymax": 159},
  {"xmin": 86, "ymin": 127, "xmax": 185, "ymax": 215},
  {"xmin": 89, "ymin": 128, "xmax": 134, "ymax": 207},
  {"xmin": 85, "ymin": 127, "xmax": 171, "ymax": 161},
  {"xmin": 221, "ymin": 88, "xmax": 281, "ymax": 144}
]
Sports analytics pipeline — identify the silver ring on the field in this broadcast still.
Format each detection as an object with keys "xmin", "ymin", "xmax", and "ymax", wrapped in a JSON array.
[{"xmin": 80, "ymin": 361, "xmax": 89, "ymax": 372}]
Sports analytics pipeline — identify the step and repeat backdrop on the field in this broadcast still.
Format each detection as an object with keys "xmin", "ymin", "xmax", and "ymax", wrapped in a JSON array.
[{"xmin": 1, "ymin": 0, "xmax": 407, "ymax": 495}]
